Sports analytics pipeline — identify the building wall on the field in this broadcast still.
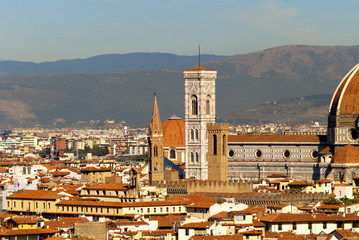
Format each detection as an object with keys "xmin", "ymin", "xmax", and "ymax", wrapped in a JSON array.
[{"xmin": 74, "ymin": 222, "xmax": 107, "ymax": 240}]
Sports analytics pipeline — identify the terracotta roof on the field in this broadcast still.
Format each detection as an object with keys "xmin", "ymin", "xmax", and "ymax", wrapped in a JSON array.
[
  {"xmin": 179, "ymin": 221, "xmax": 214, "ymax": 229},
  {"xmin": 0, "ymin": 228, "xmax": 58, "ymax": 236},
  {"xmin": 5, "ymin": 216, "xmax": 43, "ymax": 224},
  {"xmin": 114, "ymin": 220, "xmax": 149, "ymax": 226},
  {"xmin": 331, "ymin": 144, "xmax": 359, "ymax": 164},
  {"xmin": 316, "ymin": 179, "xmax": 332, "ymax": 183},
  {"xmin": 265, "ymin": 231, "xmax": 306, "ymax": 240},
  {"xmin": 162, "ymin": 117, "xmax": 185, "ymax": 147},
  {"xmin": 259, "ymin": 213, "xmax": 359, "ymax": 223},
  {"xmin": 317, "ymin": 204, "xmax": 340, "ymax": 210},
  {"xmin": 141, "ymin": 230, "xmax": 175, "ymax": 236},
  {"xmin": 334, "ymin": 229, "xmax": 359, "ymax": 238},
  {"xmin": 329, "ymin": 63, "xmax": 359, "ymax": 116},
  {"xmin": 228, "ymin": 134, "xmax": 325, "ymax": 143},
  {"xmin": 189, "ymin": 234, "xmax": 244, "ymax": 240},
  {"xmin": 288, "ymin": 181, "xmax": 312, "ymax": 186},
  {"xmin": 150, "ymin": 214, "xmax": 187, "ymax": 227},
  {"xmin": 185, "ymin": 65, "xmax": 214, "ymax": 72},
  {"xmin": 80, "ymin": 166, "xmax": 111, "ymax": 172},
  {"xmin": 320, "ymin": 146, "xmax": 332, "ymax": 154},
  {"xmin": 7, "ymin": 190, "xmax": 61, "ymax": 200}
]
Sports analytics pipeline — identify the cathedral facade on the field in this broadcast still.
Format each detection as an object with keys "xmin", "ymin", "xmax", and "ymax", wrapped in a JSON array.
[{"xmin": 149, "ymin": 62, "xmax": 359, "ymax": 183}]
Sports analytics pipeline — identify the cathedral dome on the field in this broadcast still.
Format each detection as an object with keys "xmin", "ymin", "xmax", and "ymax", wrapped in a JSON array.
[
  {"xmin": 329, "ymin": 63, "xmax": 359, "ymax": 116},
  {"xmin": 162, "ymin": 115, "xmax": 185, "ymax": 147},
  {"xmin": 331, "ymin": 144, "xmax": 359, "ymax": 164}
]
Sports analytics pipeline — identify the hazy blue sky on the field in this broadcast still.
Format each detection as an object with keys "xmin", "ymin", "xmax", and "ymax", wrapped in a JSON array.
[{"xmin": 0, "ymin": 0, "xmax": 358, "ymax": 62}]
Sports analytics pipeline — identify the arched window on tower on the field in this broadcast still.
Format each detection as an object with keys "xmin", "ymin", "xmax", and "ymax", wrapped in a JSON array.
[
  {"xmin": 191, "ymin": 129, "xmax": 194, "ymax": 140},
  {"xmin": 154, "ymin": 146, "xmax": 158, "ymax": 157},
  {"xmin": 223, "ymin": 135, "xmax": 226, "ymax": 155},
  {"xmin": 195, "ymin": 129, "xmax": 199, "ymax": 140},
  {"xmin": 191, "ymin": 95, "xmax": 198, "ymax": 115},
  {"xmin": 213, "ymin": 135, "xmax": 217, "ymax": 155},
  {"xmin": 206, "ymin": 95, "xmax": 211, "ymax": 115},
  {"xmin": 196, "ymin": 152, "xmax": 199, "ymax": 162},
  {"xmin": 170, "ymin": 149, "xmax": 176, "ymax": 159},
  {"xmin": 191, "ymin": 152, "xmax": 194, "ymax": 163}
]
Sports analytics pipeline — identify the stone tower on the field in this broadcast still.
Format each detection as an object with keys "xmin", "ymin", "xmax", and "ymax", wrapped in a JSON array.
[
  {"xmin": 207, "ymin": 123, "xmax": 229, "ymax": 181},
  {"xmin": 184, "ymin": 65, "xmax": 217, "ymax": 180},
  {"xmin": 148, "ymin": 96, "xmax": 164, "ymax": 184}
]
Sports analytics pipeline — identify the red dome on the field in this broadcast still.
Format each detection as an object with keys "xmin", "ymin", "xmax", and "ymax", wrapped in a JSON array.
[
  {"xmin": 329, "ymin": 64, "xmax": 359, "ymax": 116},
  {"xmin": 162, "ymin": 115, "xmax": 185, "ymax": 147}
]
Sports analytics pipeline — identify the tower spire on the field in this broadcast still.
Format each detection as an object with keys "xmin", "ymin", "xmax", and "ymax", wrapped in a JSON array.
[
  {"xmin": 149, "ymin": 95, "xmax": 162, "ymax": 135},
  {"xmin": 198, "ymin": 44, "xmax": 201, "ymax": 67}
]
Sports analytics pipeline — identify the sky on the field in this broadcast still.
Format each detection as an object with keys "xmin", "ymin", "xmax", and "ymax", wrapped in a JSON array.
[{"xmin": 0, "ymin": 0, "xmax": 358, "ymax": 62}]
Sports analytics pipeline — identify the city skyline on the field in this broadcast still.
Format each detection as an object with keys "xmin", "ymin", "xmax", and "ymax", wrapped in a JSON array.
[{"xmin": 0, "ymin": 0, "xmax": 358, "ymax": 62}]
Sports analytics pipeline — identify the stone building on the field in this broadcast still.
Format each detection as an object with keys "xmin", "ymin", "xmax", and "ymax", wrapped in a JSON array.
[
  {"xmin": 148, "ymin": 96, "xmax": 165, "ymax": 184},
  {"xmin": 184, "ymin": 65, "xmax": 217, "ymax": 180}
]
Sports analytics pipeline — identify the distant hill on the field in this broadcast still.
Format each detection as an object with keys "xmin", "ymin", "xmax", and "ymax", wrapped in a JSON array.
[
  {"xmin": 0, "ymin": 53, "xmax": 229, "ymax": 76},
  {"xmin": 0, "ymin": 45, "xmax": 359, "ymax": 128},
  {"xmin": 219, "ymin": 94, "xmax": 331, "ymax": 125}
]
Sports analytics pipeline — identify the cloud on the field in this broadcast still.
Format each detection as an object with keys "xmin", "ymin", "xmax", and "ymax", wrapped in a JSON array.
[{"xmin": 225, "ymin": 0, "xmax": 322, "ymax": 42}]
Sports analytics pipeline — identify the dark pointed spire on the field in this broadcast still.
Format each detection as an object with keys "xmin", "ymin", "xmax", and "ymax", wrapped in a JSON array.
[{"xmin": 149, "ymin": 95, "xmax": 162, "ymax": 135}]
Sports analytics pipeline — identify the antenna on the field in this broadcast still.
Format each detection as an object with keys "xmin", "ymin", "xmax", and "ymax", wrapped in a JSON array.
[{"xmin": 198, "ymin": 45, "xmax": 201, "ymax": 66}]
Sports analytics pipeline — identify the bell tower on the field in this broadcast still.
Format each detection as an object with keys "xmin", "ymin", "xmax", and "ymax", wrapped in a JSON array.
[
  {"xmin": 184, "ymin": 65, "xmax": 217, "ymax": 180},
  {"xmin": 148, "ymin": 96, "xmax": 164, "ymax": 184},
  {"xmin": 207, "ymin": 123, "xmax": 229, "ymax": 181}
]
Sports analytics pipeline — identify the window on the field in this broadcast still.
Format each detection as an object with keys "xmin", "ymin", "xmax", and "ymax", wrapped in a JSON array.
[
  {"xmin": 191, "ymin": 95, "xmax": 198, "ymax": 115},
  {"xmin": 213, "ymin": 135, "xmax": 217, "ymax": 155},
  {"xmin": 14, "ymin": 202, "xmax": 16, "ymax": 208},
  {"xmin": 323, "ymin": 222, "xmax": 327, "ymax": 229},
  {"xmin": 191, "ymin": 152, "xmax": 194, "ymax": 163},
  {"xmin": 186, "ymin": 229, "xmax": 189, "ymax": 236},
  {"xmin": 337, "ymin": 222, "xmax": 343, "ymax": 229},
  {"xmin": 43, "ymin": 203, "xmax": 45, "ymax": 209},
  {"xmin": 147, "ymin": 208, "xmax": 150, "ymax": 213},
  {"xmin": 278, "ymin": 223, "xmax": 282, "ymax": 230},
  {"xmin": 196, "ymin": 129, "xmax": 199, "ymax": 140},
  {"xmin": 223, "ymin": 135, "xmax": 226, "ymax": 155},
  {"xmin": 196, "ymin": 152, "xmax": 199, "ymax": 163},
  {"xmin": 166, "ymin": 207, "xmax": 169, "ymax": 212},
  {"xmin": 179, "ymin": 207, "xmax": 181, "ymax": 211},
  {"xmin": 191, "ymin": 129, "xmax": 194, "ymax": 140},
  {"xmin": 293, "ymin": 222, "xmax": 297, "ymax": 230},
  {"xmin": 154, "ymin": 146, "xmax": 158, "ymax": 157},
  {"xmin": 154, "ymin": 208, "xmax": 156, "ymax": 213},
  {"xmin": 170, "ymin": 149, "xmax": 176, "ymax": 159},
  {"xmin": 173, "ymin": 207, "xmax": 175, "ymax": 212},
  {"xmin": 36, "ymin": 202, "xmax": 38, "ymax": 208},
  {"xmin": 308, "ymin": 223, "xmax": 312, "ymax": 230},
  {"xmin": 206, "ymin": 96, "xmax": 210, "ymax": 115},
  {"xmin": 107, "ymin": 208, "xmax": 109, "ymax": 213},
  {"xmin": 21, "ymin": 202, "xmax": 23, "ymax": 208}
]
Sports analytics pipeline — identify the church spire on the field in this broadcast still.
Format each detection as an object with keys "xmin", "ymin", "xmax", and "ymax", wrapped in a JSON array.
[{"xmin": 149, "ymin": 95, "xmax": 162, "ymax": 135}]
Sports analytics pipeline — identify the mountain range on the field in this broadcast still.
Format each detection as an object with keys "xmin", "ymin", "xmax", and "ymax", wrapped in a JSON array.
[{"xmin": 0, "ymin": 45, "xmax": 359, "ymax": 128}]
